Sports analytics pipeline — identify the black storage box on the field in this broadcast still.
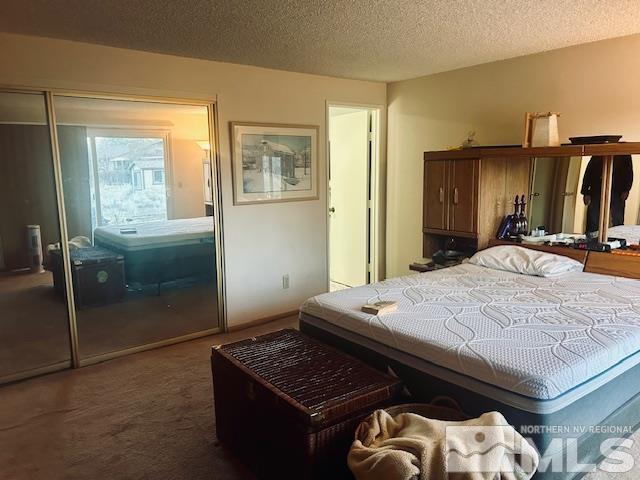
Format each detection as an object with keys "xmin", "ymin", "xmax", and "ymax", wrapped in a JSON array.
[{"xmin": 49, "ymin": 246, "xmax": 125, "ymax": 308}]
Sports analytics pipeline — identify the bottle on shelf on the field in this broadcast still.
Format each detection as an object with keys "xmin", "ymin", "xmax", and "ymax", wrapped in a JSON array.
[
  {"xmin": 508, "ymin": 195, "xmax": 521, "ymax": 238},
  {"xmin": 519, "ymin": 194, "xmax": 529, "ymax": 235}
]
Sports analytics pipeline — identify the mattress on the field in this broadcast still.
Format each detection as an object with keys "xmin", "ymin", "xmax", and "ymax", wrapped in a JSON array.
[
  {"xmin": 94, "ymin": 217, "xmax": 214, "ymax": 250},
  {"xmin": 608, "ymin": 224, "xmax": 640, "ymax": 245},
  {"xmin": 300, "ymin": 263, "xmax": 640, "ymax": 406}
]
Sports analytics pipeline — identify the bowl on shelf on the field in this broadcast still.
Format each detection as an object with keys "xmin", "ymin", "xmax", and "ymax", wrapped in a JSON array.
[{"xmin": 568, "ymin": 135, "xmax": 622, "ymax": 145}]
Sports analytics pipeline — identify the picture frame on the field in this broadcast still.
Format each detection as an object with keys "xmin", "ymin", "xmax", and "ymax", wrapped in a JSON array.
[{"xmin": 230, "ymin": 122, "xmax": 319, "ymax": 205}]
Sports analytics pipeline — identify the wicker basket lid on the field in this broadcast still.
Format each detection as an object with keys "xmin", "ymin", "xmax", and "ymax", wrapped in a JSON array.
[{"xmin": 214, "ymin": 329, "xmax": 402, "ymax": 426}]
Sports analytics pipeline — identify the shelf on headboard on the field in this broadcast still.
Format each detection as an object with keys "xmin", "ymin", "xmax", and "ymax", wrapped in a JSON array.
[
  {"xmin": 487, "ymin": 239, "xmax": 588, "ymax": 264},
  {"xmin": 584, "ymin": 251, "xmax": 640, "ymax": 279},
  {"xmin": 424, "ymin": 142, "xmax": 640, "ymax": 161}
]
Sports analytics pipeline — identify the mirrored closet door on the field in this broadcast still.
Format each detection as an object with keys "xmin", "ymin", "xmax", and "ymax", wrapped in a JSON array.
[
  {"xmin": 530, "ymin": 156, "xmax": 604, "ymax": 236},
  {"xmin": 53, "ymin": 95, "xmax": 220, "ymax": 361},
  {"xmin": 604, "ymin": 154, "xmax": 640, "ymax": 244},
  {"xmin": 0, "ymin": 91, "xmax": 72, "ymax": 382}
]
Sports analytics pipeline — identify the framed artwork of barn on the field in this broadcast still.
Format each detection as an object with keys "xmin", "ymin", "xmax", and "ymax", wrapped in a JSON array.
[{"xmin": 230, "ymin": 122, "xmax": 319, "ymax": 205}]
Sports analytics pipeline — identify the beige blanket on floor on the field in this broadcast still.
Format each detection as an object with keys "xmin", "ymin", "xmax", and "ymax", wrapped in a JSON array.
[{"xmin": 348, "ymin": 410, "xmax": 539, "ymax": 480}]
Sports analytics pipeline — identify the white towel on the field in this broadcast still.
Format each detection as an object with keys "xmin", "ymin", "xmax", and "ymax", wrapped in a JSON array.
[{"xmin": 348, "ymin": 409, "xmax": 539, "ymax": 480}]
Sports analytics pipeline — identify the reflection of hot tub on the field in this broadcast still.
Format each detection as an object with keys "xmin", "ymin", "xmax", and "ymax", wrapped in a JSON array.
[{"xmin": 94, "ymin": 217, "xmax": 215, "ymax": 286}]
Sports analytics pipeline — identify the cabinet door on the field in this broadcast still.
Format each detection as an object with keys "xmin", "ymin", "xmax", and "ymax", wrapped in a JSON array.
[
  {"xmin": 449, "ymin": 159, "xmax": 479, "ymax": 234},
  {"xmin": 423, "ymin": 160, "xmax": 448, "ymax": 231}
]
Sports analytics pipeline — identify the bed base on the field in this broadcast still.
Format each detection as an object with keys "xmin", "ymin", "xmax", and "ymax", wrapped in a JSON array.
[
  {"xmin": 95, "ymin": 241, "xmax": 215, "ymax": 287},
  {"xmin": 300, "ymin": 317, "xmax": 640, "ymax": 480}
]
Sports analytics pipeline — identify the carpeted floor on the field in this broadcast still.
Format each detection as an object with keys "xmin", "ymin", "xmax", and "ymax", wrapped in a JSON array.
[
  {"xmin": 0, "ymin": 270, "xmax": 219, "ymax": 380},
  {"xmin": 0, "ymin": 316, "xmax": 296, "ymax": 480},
  {"xmin": 2, "ymin": 313, "xmax": 639, "ymax": 479}
]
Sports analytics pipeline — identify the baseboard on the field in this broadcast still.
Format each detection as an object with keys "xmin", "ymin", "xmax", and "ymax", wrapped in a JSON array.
[{"xmin": 227, "ymin": 310, "xmax": 299, "ymax": 332}]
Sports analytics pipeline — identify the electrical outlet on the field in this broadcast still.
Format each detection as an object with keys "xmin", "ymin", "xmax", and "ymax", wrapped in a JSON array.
[{"xmin": 282, "ymin": 274, "xmax": 290, "ymax": 289}]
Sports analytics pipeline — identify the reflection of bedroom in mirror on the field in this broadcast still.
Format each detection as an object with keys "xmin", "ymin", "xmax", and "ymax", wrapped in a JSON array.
[
  {"xmin": 0, "ymin": 91, "xmax": 72, "ymax": 381},
  {"xmin": 530, "ymin": 155, "xmax": 639, "ymax": 244},
  {"xmin": 529, "ymin": 156, "xmax": 581, "ymax": 234},
  {"xmin": 605, "ymin": 155, "xmax": 639, "ymax": 244},
  {"xmin": 53, "ymin": 96, "xmax": 220, "ymax": 360},
  {"xmin": 0, "ymin": 88, "xmax": 222, "ymax": 383}
]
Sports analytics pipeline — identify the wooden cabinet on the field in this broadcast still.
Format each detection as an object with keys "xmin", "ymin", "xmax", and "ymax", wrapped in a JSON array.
[
  {"xmin": 423, "ymin": 160, "xmax": 448, "ymax": 231},
  {"xmin": 422, "ymin": 158, "xmax": 480, "ymax": 237},
  {"xmin": 421, "ymin": 143, "xmax": 640, "ymax": 270},
  {"xmin": 450, "ymin": 159, "xmax": 478, "ymax": 234},
  {"xmin": 422, "ymin": 156, "xmax": 530, "ymax": 257}
]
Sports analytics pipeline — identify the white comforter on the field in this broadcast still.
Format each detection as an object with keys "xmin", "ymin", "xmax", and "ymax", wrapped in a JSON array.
[{"xmin": 301, "ymin": 263, "xmax": 640, "ymax": 400}]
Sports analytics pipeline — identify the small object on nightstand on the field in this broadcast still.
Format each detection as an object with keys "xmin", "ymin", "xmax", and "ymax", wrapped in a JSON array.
[{"xmin": 410, "ymin": 259, "xmax": 464, "ymax": 272}]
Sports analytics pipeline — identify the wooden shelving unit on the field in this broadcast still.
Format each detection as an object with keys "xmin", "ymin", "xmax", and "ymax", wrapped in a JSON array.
[{"xmin": 421, "ymin": 143, "xmax": 640, "ymax": 262}]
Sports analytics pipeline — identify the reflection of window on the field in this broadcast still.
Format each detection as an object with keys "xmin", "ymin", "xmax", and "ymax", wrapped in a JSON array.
[
  {"xmin": 133, "ymin": 171, "xmax": 143, "ymax": 190},
  {"xmin": 152, "ymin": 169, "xmax": 164, "ymax": 185},
  {"xmin": 87, "ymin": 129, "xmax": 170, "ymax": 226}
]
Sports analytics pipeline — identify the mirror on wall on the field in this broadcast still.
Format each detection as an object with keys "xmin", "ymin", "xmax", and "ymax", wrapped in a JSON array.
[
  {"xmin": 0, "ymin": 91, "xmax": 72, "ymax": 381},
  {"xmin": 53, "ymin": 95, "xmax": 220, "ymax": 360},
  {"xmin": 529, "ymin": 156, "xmax": 588, "ymax": 235},
  {"xmin": 606, "ymin": 155, "xmax": 640, "ymax": 245},
  {"xmin": 529, "ymin": 155, "xmax": 639, "ymax": 244}
]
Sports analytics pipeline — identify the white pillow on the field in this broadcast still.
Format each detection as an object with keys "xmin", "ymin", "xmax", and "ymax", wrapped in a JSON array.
[{"xmin": 468, "ymin": 245, "xmax": 584, "ymax": 277}]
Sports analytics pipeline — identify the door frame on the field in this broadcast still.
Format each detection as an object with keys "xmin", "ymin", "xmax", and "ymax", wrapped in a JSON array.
[
  {"xmin": 325, "ymin": 101, "xmax": 385, "ymax": 290},
  {"xmin": 0, "ymin": 84, "xmax": 227, "ymax": 379}
]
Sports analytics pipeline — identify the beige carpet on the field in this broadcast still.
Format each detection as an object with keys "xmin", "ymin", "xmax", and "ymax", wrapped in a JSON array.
[
  {"xmin": 0, "ymin": 316, "xmax": 296, "ymax": 480},
  {"xmin": 1, "ymin": 314, "xmax": 639, "ymax": 479},
  {"xmin": 0, "ymin": 269, "xmax": 219, "ymax": 380}
]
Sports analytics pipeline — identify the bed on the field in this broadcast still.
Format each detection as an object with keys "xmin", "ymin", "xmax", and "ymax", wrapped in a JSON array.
[
  {"xmin": 94, "ymin": 217, "xmax": 215, "ymax": 286},
  {"xmin": 608, "ymin": 224, "xmax": 640, "ymax": 246},
  {"xmin": 300, "ymin": 250, "xmax": 640, "ymax": 479}
]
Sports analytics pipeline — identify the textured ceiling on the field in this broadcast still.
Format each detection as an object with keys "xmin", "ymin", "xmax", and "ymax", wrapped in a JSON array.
[{"xmin": 2, "ymin": 0, "xmax": 640, "ymax": 82}]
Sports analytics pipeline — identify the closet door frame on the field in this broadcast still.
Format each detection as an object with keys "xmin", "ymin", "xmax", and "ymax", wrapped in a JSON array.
[{"xmin": 0, "ymin": 85, "xmax": 227, "ymax": 373}]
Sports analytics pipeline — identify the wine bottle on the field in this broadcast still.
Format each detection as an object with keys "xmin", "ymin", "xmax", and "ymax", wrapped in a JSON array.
[
  {"xmin": 519, "ymin": 194, "xmax": 528, "ymax": 235},
  {"xmin": 508, "ymin": 195, "xmax": 521, "ymax": 238}
]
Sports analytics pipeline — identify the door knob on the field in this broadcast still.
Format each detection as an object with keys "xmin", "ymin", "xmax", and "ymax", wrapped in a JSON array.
[{"xmin": 329, "ymin": 207, "xmax": 336, "ymax": 213}]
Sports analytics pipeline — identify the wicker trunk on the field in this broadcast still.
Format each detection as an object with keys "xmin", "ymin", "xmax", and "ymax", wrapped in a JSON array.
[{"xmin": 211, "ymin": 329, "xmax": 403, "ymax": 479}]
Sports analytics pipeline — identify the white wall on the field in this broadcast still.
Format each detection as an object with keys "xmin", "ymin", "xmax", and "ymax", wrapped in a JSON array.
[
  {"xmin": 386, "ymin": 33, "xmax": 640, "ymax": 278},
  {"xmin": 0, "ymin": 33, "xmax": 386, "ymax": 328}
]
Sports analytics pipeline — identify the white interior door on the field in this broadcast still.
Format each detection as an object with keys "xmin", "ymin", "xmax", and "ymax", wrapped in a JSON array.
[{"xmin": 329, "ymin": 107, "xmax": 369, "ymax": 288}]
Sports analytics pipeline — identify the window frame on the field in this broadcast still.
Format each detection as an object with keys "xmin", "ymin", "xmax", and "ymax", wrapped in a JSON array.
[
  {"xmin": 86, "ymin": 128, "xmax": 173, "ymax": 226},
  {"xmin": 152, "ymin": 169, "xmax": 164, "ymax": 185}
]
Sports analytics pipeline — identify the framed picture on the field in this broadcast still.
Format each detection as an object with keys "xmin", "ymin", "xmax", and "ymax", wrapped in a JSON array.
[{"xmin": 231, "ymin": 122, "xmax": 319, "ymax": 205}]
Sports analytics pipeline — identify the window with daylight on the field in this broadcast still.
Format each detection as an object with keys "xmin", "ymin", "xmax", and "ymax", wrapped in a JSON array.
[
  {"xmin": 152, "ymin": 169, "xmax": 164, "ymax": 185},
  {"xmin": 87, "ymin": 130, "xmax": 170, "ymax": 226}
]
